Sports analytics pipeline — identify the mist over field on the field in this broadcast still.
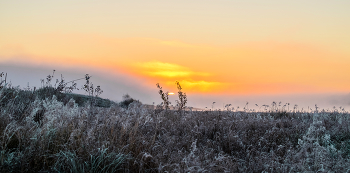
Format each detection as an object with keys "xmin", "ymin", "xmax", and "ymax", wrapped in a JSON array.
[{"xmin": 2, "ymin": 63, "xmax": 350, "ymax": 112}]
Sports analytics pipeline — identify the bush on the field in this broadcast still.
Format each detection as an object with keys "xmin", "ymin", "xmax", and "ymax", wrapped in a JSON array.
[{"xmin": 119, "ymin": 94, "xmax": 136, "ymax": 108}]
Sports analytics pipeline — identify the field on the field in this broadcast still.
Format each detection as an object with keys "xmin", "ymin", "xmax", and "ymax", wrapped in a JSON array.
[{"xmin": 1, "ymin": 74, "xmax": 350, "ymax": 172}]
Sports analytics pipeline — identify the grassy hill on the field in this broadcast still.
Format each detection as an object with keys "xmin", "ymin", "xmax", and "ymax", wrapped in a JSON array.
[{"xmin": 1, "ymin": 78, "xmax": 350, "ymax": 172}]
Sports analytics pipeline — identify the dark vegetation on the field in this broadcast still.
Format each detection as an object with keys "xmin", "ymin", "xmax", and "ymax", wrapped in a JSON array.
[
  {"xmin": 119, "ymin": 94, "xmax": 137, "ymax": 109},
  {"xmin": 0, "ymin": 71, "xmax": 350, "ymax": 172}
]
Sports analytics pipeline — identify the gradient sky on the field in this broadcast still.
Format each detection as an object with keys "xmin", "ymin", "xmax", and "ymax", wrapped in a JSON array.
[{"xmin": 1, "ymin": 0, "xmax": 350, "ymax": 109}]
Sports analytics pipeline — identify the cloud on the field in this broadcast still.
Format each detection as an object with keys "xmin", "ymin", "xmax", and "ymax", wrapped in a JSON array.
[
  {"xmin": 137, "ymin": 61, "xmax": 185, "ymax": 72},
  {"xmin": 149, "ymin": 71, "xmax": 191, "ymax": 77},
  {"xmin": 133, "ymin": 61, "xmax": 226, "ymax": 93},
  {"xmin": 135, "ymin": 61, "xmax": 210, "ymax": 78},
  {"xmin": 167, "ymin": 80, "xmax": 227, "ymax": 92}
]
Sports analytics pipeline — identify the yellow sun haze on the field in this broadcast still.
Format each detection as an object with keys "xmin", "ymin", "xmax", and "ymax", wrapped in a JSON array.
[
  {"xmin": 148, "ymin": 71, "xmax": 191, "ymax": 77},
  {"xmin": 137, "ymin": 61, "xmax": 185, "ymax": 71},
  {"xmin": 131, "ymin": 61, "xmax": 226, "ymax": 93},
  {"xmin": 1, "ymin": 33, "xmax": 350, "ymax": 95},
  {"xmin": 134, "ymin": 61, "xmax": 211, "ymax": 78}
]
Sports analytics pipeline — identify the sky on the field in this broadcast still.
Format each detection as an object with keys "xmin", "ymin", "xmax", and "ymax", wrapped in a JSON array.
[{"xmin": 1, "ymin": 0, "xmax": 350, "ymax": 110}]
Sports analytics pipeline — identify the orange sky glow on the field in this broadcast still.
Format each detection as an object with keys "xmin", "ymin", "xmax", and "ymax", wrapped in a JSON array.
[
  {"xmin": 1, "ymin": 34, "xmax": 349, "ymax": 95},
  {"xmin": 1, "ymin": 1, "xmax": 350, "ymax": 107}
]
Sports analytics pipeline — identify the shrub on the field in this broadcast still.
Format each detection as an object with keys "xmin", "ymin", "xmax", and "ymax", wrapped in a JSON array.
[
  {"xmin": 119, "ymin": 94, "xmax": 136, "ymax": 108},
  {"xmin": 156, "ymin": 83, "xmax": 170, "ymax": 111},
  {"xmin": 175, "ymin": 81, "xmax": 187, "ymax": 113}
]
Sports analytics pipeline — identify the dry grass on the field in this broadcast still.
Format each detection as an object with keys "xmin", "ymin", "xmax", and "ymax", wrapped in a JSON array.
[{"xmin": 1, "ymin": 72, "xmax": 350, "ymax": 172}]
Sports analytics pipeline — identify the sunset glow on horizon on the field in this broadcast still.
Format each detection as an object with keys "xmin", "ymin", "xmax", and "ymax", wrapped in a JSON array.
[{"xmin": 1, "ymin": 0, "xmax": 350, "ymax": 105}]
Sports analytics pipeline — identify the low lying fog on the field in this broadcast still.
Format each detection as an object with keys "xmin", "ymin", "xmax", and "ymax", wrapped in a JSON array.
[{"xmin": 2, "ymin": 63, "xmax": 350, "ymax": 112}]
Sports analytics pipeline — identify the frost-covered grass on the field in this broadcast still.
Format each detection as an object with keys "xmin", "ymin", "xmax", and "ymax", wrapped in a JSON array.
[{"xmin": 1, "ymin": 75, "xmax": 350, "ymax": 172}]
